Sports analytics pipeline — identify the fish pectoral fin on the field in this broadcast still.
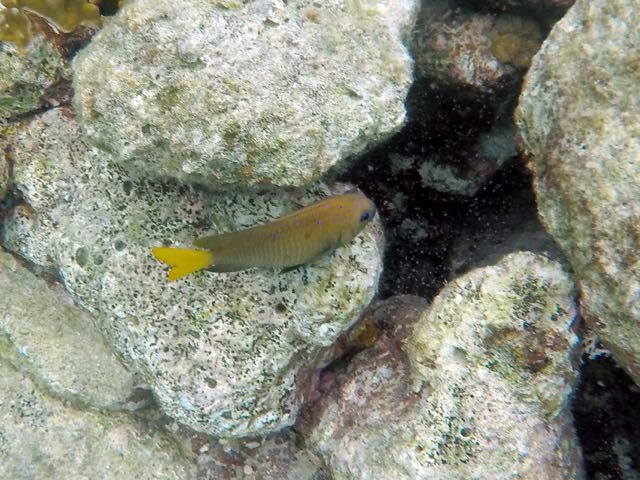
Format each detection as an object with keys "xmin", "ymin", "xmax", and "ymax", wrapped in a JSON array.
[
  {"xmin": 280, "ymin": 264, "xmax": 305, "ymax": 274},
  {"xmin": 280, "ymin": 243, "xmax": 338, "ymax": 274},
  {"xmin": 310, "ymin": 242, "xmax": 340, "ymax": 263},
  {"xmin": 321, "ymin": 241, "xmax": 340, "ymax": 256},
  {"xmin": 152, "ymin": 247, "xmax": 214, "ymax": 281}
]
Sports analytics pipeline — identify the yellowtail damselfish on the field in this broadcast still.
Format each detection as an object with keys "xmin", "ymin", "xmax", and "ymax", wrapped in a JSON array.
[{"xmin": 152, "ymin": 191, "xmax": 376, "ymax": 281}]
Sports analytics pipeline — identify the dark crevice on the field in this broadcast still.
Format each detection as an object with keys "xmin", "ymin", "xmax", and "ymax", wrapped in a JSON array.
[
  {"xmin": 337, "ymin": 73, "xmax": 537, "ymax": 301},
  {"xmin": 572, "ymin": 353, "xmax": 640, "ymax": 479},
  {"xmin": 5, "ymin": 105, "xmax": 51, "ymax": 123},
  {"xmin": 98, "ymin": 0, "xmax": 121, "ymax": 17}
]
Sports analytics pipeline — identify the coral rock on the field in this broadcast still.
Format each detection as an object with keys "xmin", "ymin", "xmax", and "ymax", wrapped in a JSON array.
[
  {"xmin": 516, "ymin": 0, "xmax": 640, "ymax": 383},
  {"xmin": 73, "ymin": 0, "xmax": 417, "ymax": 189},
  {"xmin": 15, "ymin": 0, "xmax": 101, "ymax": 32},
  {"xmin": 305, "ymin": 253, "xmax": 584, "ymax": 479},
  {"xmin": 0, "ymin": 35, "xmax": 68, "ymax": 122},
  {"xmin": 412, "ymin": 0, "xmax": 541, "ymax": 91},
  {"xmin": 0, "ymin": 0, "xmax": 101, "ymax": 50},
  {"xmin": 0, "ymin": 143, "xmax": 8, "ymax": 200}
]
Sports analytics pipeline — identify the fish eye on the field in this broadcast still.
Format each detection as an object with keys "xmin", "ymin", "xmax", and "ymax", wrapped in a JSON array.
[{"xmin": 360, "ymin": 211, "xmax": 372, "ymax": 222}]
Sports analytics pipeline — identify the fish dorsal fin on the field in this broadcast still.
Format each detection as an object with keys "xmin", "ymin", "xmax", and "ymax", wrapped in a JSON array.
[
  {"xmin": 193, "ymin": 228, "xmax": 256, "ymax": 250},
  {"xmin": 193, "ymin": 196, "xmax": 335, "ymax": 250},
  {"xmin": 271, "ymin": 194, "xmax": 351, "ymax": 223},
  {"xmin": 280, "ymin": 264, "xmax": 305, "ymax": 274}
]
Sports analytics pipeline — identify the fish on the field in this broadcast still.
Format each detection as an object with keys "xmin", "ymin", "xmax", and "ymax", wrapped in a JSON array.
[{"xmin": 152, "ymin": 191, "xmax": 377, "ymax": 281}]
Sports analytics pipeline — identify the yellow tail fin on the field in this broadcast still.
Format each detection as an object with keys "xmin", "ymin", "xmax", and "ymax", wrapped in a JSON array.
[{"xmin": 151, "ymin": 247, "xmax": 214, "ymax": 281}]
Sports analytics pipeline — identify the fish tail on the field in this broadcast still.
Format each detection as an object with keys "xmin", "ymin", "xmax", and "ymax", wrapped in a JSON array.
[{"xmin": 151, "ymin": 247, "xmax": 214, "ymax": 281}]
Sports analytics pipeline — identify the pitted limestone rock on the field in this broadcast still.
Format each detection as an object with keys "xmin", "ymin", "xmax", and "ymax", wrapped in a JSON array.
[{"xmin": 2, "ymin": 108, "xmax": 383, "ymax": 437}]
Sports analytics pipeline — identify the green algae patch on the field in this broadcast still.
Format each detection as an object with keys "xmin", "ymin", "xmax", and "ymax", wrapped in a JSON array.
[
  {"xmin": 155, "ymin": 84, "xmax": 182, "ymax": 109},
  {"xmin": 0, "ymin": 127, "xmax": 12, "ymax": 200},
  {"xmin": 0, "ymin": 36, "xmax": 68, "ymax": 121},
  {"xmin": 214, "ymin": 0, "xmax": 246, "ymax": 9},
  {"xmin": 0, "ymin": 80, "xmax": 40, "ymax": 110}
]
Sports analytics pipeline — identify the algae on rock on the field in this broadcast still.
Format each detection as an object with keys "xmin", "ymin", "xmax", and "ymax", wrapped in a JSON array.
[
  {"xmin": 72, "ymin": 0, "xmax": 417, "ymax": 189},
  {"xmin": 411, "ymin": 0, "xmax": 529, "ymax": 91},
  {"xmin": 0, "ymin": 35, "xmax": 68, "ymax": 122},
  {"xmin": 0, "ymin": 144, "xmax": 8, "ymax": 199},
  {"xmin": 489, "ymin": 14, "xmax": 543, "ymax": 69},
  {"xmin": 0, "ymin": 0, "xmax": 101, "ymax": 50},
  {"xmin": 0, "ymin": 4, "xmax": 31, "ymax": 50}
]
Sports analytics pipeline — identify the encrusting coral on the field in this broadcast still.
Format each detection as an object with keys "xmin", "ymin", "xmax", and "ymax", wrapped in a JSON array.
[{"xmin": 0, "ymin": 0, "xmax": 101, "ymax": 50}]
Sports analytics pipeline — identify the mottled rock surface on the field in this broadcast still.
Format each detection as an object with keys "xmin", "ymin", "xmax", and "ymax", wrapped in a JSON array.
[
  {"xmin": 305, "ymin": 253, "xmax": 583, "ymax": 479},
  {"xmin": 517, "ymin": 0, "xmax": 640, "ymax": 383},
  {"xmin": 0, "ymin": 248, "xmax": 136, "ymax": 410},
  {"xmin": 1, "ymin": 108, "xmax": 383, "ymax": 437},
  {"xmin": 73, "ymin": 0, "xmax": 417, "ymax": 189},
  {"xmin": 0, "ymin": 360, "xmax": 195, "ymax": 480},
  {"xmin": 411, "ymin": 0, "xmax": 542, "ymax": 91},
  {"xmin": 194, "ymin": 429, "xmax": 329, "ymax": 480},
  {"xmin": 0, "ymin": 36, "xmax": 67, "ymax": 122}
]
